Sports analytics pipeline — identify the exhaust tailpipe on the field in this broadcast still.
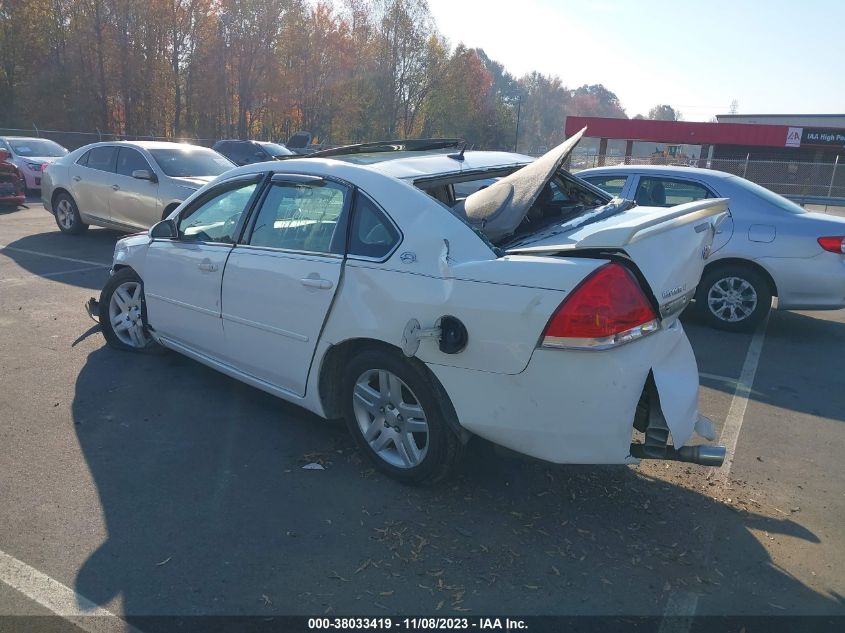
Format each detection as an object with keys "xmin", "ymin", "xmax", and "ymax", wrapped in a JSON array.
[{"xmin": 630, "ymin": 443, "xmax": 726, "ymax": 467}]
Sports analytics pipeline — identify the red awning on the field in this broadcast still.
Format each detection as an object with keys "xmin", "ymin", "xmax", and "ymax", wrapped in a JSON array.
[{"xmin": 564, "ymin": 116, "xmax": 796, "ymax": 148}]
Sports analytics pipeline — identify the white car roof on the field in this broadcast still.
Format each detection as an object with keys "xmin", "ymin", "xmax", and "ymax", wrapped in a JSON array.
[{"xmin": 360, "ymin": 150, "xmax": 534, "ymax": 180}]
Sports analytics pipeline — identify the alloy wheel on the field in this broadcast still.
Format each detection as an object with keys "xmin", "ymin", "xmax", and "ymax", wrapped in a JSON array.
[
  {"xmin": 56, "ymin": 199, "xmax": 75, "ymax": 229},
  {"xmin": 108, "ymin": 281, "xmax": 150, "ymax": 348},
  {"xmin": 352, "ymin": 369, "xmax": 429, "ymax": 469},
  {"xmin": 707, "ymin": 276, "xmax": 758, "ymax": 323}
]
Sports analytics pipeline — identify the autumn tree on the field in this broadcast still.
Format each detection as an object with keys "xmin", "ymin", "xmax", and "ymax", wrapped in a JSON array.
[{"xmin": 648, "ymin": 104, "xmax": 681, "ymax": 121}]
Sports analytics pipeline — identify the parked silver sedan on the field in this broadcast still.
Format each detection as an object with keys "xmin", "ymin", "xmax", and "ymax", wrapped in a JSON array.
[
  {"xmin": 41, "ymin": 141, "xmax": 234, "ymax": 235},
  {"xmin": 578, "ymin": 165, "xmax": 845, "ymax": 331}
]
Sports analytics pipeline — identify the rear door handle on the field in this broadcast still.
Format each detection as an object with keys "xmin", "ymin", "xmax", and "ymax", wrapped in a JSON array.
[
  {"xmin": 300, "ymin": 277, "xmax": 333, "ymax": 289},
  {"xmin": 198, "ymin": 262, "xmax": 218, "ymax": 272},
  {"xmin": 72, "ymin": 176, "xmax": 81, "ymax": 182},
  {"xmin": 111, "ymin": 184, "xmax": 120, "ymax": 191}
]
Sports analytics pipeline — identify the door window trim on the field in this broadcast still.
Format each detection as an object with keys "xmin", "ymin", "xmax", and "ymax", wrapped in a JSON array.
[
  {"xmin": 237, "ymin": 173, "xmax": 353, "ymax": 259},
  {"xmin": 83, "ymin": 145, "xmax": 118, "ymax": 173},
  {"xmin": 631, "ymin": 174, "xmax": 719, "ymax": 202},
  {"xmin": 151, "ymin": 173, "xmax": 268, "ymax": 246},
  {"xmin": 115, "ymin": 147, "xmax": 153, "ymax": 177}
]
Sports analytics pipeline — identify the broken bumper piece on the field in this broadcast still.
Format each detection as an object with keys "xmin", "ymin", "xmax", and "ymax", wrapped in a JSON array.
[{"xmin": 85, "ymin": 297, "xmax": 100, "ymax": 324}]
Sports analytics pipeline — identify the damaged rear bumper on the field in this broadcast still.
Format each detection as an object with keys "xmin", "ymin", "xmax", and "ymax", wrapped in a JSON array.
[{"xmin": 427, "ymin": 318, "xmax": 724, "ymax": 466}]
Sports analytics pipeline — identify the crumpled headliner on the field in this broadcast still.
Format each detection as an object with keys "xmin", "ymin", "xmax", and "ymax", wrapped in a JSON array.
[{"xmin": 463, "ymin": 128, "xmax": 586, "ymax": 241}]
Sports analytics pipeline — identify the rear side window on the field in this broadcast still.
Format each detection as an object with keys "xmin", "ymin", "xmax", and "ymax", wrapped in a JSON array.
[
  {"xmin": 634, "ymin": 176, "xmax": 712, "ymax": 207},
  {"xmin": 348, "ymin": 193, "xmax": 399, "ymax": 259},
  {"xmin": 115, "ymin": 148, "xmax": 152, "ymax": 176},
  {"xmin": 76, "ymin": 150, "xmax": 90, "ymax": 167},
  {"xmin": 581, "ymin": 175, "xmax": 627, "ymax": 197},
  {"xmin": 86, "ymin": 146, "xmax": 117, "ymax": 172}
]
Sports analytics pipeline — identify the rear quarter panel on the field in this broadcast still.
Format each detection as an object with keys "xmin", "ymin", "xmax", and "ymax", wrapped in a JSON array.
[{"xmin": 321, "ymin": 255, "xmax": 606, "ymax": 375}]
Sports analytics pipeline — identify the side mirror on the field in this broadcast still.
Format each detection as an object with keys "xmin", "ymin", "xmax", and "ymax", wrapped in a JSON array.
[
  {"xmin": 149, "ymin": 218, "xmax": 178, "ymax": 240},
  {"xmin": 132, "ymin": 169, "xmax": 158, "ymax": 183}
]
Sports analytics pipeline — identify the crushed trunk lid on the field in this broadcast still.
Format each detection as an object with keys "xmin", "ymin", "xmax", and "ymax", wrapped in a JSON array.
[
  {"xmin": 463, "ymin": 128, "xmax": 586, "ymax": 241},
  {"xmin": 506, "ymin": 198, "xmax": 730, "ymax": 317}
]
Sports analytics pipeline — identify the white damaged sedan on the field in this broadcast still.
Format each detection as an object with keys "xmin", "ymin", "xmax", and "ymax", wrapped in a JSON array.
[{"xmin": 92, "ymin": 131, "xmax": 729, "ymax": 483}]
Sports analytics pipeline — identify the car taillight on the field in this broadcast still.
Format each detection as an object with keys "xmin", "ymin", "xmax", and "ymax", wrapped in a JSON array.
[
  {"xmin": 41, "ymin": 163, "xmax": 49, "ymax": 172},
  {"xmin": 541, "ymin": 262, "xmax": 660, "ymax": 350},
  {"xmin": 818, "ymin": 236, "xmax": 845, "ymax": 254}
]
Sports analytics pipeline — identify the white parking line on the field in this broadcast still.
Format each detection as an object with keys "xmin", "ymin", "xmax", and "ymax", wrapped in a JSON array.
[
  {"xmin": 0, "ymin": 244, "xmax": 111, "ymax": 268},
  {"xmin": 0, "ymin": 548, "xmax": 142, "ymax": 633},
  {"xmin": 658, "ymin": 315, "xmax": 769, "ymax": 629}
]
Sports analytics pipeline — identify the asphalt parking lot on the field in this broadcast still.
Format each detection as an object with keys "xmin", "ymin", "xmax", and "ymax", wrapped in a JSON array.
[{"xmin": 1, "ymin": 199, "xmax": 844, "ymax": 626}]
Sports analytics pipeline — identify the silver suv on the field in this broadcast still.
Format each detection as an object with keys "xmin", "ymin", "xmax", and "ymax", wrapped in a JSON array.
[{"xmin": 41, "ymin": 141, "xmax": 234, "ymax": 234}]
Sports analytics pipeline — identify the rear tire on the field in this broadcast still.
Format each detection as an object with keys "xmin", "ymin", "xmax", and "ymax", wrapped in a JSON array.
[
  {"xmin": 342, "ymin": 349, "xmax": 462, "ymax": 485},
  {"xmin": 53, "ymin": 192, "xmax": 89, "ymax": 235},
  {"xmin": 98, "ymin": 268, "xmax": 162, "ymax": 353},
  {"xmin": 695, "ymin": 265, "xmax": 771, "ymax": 332}
]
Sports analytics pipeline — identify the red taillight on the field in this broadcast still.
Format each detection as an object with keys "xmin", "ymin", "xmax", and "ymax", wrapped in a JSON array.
[
  {"xmin": 41, "ymin": 163, "xmax": 49, "ymax": 172},
  {"xmin": 541, "ymin": 262, "xmax": 659, "ymax": 350},
  {"xmin": 818, "ymin": 236, "xmax": 845, "ymax": 254}
]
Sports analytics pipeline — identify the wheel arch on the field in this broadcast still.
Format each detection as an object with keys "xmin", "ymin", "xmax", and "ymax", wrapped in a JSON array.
[
  {"xmin": 317, "ymin": 337, "xmax": 471, "ymax": 443},
  {"xmin": 702, "ymin": 257, "xmax": 778, "ymax": 297},
  {"xmin": 51, "ymin": 187, "xmax": 73, "ymax": 210}
]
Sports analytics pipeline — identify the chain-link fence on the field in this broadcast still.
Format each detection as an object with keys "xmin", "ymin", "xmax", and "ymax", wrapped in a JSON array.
[
  {"xmin": 0, "ymin": 126, "xmax": 216, "ymax": 151},
  {"xmin": 3, "ymin": 125, "xmax": 843, "ymax": 202},
  {"xmin": 569, "ymin": 154, "xmax": 844, "ymax": 200}
]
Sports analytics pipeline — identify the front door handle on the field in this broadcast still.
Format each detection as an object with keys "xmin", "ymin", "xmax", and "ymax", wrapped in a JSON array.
[
  {"xmin": 300, "ymin": 277, "xmax": 333, "ymax": 289},
  {"xmin": 111, "ymin": 184, "xmax": 120, "ymax": 191},
  {"xmin": 198, "ymin": 262, "xmax": 218, "ymax": 272},
  {"xmin": 72, "ymin": 175, "xmax": 81, "ymax": 182}
]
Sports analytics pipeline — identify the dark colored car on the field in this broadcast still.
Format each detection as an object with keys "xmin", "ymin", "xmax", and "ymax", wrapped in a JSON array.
[
  {"xmin": 0, "ymin": 148, "xmax": 26, "ymax": 208},
  {"xmin": 211, "ymin": 140, "xmax": 294, "ymax": 166}
]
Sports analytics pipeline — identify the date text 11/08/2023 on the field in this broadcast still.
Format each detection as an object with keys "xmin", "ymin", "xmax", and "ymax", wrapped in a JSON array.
[{"xmin": 307, "ymin": 618, "xmax": 528, "ymax": 630}]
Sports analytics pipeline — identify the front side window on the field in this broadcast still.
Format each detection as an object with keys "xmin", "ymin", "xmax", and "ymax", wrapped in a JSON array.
[
  {"xmin": 116, "ymin": 148, "xmax": 152, "ymax": 177},
  {"xmin": 179, "ymin": 181, "xmax": 258, "ymax": 243},
  {"xmin": 248, "ymin": 180, "xmax": 348, "ymax": 254},
  {"xmin": 148, "ymin": 148, "xmax": 233, "ymax": 177},
  {"xmin": 634, "ymin": 176, "xmax": 712, "ymax": 207},
  {"xmin": 86, "ymin": 146, "xmax": 117, "ymax": 172},
  {"xmin": 581, "ymin": 175, "xmax": 628, "ymax": 197},
  {"xmin": 348, "ymin": 193, "xmax": 399, "ymax": 259}
]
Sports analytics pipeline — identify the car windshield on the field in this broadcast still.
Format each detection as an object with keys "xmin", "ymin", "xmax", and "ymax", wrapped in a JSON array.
[
  {"xmin": 148, "ymin": 148, "xmax": 234, "ymax": 177},
  {"xmin": 259, "ymin": 142, "xmax": 294, "ymax": 156},
  {"xmin": 730, "ymin": 176, "xmax": 807, "ymax": 214},
  {"xmin": 9, "ymin": 139, "xmax": 68, "ymax": 158}
]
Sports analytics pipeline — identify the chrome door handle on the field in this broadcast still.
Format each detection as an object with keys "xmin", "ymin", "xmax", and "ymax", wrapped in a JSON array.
[
  {"xmin": 111, "ymin": 184, "xmax": 120, "ymax": 191},
  {"xmin": 72, "ymin": 176, "xmax": 81, "ymax": 182},
  {"xmin": 300, "ymin": 277, "xmax": 333, "ymax": 289},
  {"xmin": 198, "ymin": 262, "xmax": 218, "ymax": 272}
]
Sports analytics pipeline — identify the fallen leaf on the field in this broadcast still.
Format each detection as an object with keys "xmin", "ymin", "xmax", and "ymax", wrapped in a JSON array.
[{"xmin": 260, "ymin": 594, "xmax": 273, "ymax": 607}]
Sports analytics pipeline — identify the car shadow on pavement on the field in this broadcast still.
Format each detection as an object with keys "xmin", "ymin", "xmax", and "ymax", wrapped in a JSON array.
[
  {"xmin": 70, "ymin": 346, "xmax": 844, "ymax": 622},
  {"xmin": 686, "ymin": 309, "xmax": 845, "ymax": 424},
  {"xmin": 1, "ymin": 229, "xmax": 121, "ymax": 290}
]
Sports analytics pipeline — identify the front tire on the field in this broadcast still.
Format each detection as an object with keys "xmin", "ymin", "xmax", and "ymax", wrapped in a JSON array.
[
  {"xmin": 695, "ymin": 265, "xmax": 772, "ymax": 332},
  {"xmin": 98, "ymin": 268, "xmax": 162, "ymax": 353},
  {"xmin": 53, "ymin": 192, "xmax": 89, "ymax": 235},
  {"xmin": 342, "ymin": 349, "xmax": 462, "ymax": 485}
]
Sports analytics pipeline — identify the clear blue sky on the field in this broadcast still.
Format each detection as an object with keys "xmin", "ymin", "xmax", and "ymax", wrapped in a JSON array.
[{"xmin": 426, "ymin": 0, "xmax": 844, "ymax": 121}]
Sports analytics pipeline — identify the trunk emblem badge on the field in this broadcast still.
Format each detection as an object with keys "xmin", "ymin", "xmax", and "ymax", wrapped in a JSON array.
[
  {"xmin": 662, "ymin": 284, "xmax": 686, "ymax": 299},
  {"xmin": 400, "ymin": 251, "xmax": 416, "ymax": 264}
]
